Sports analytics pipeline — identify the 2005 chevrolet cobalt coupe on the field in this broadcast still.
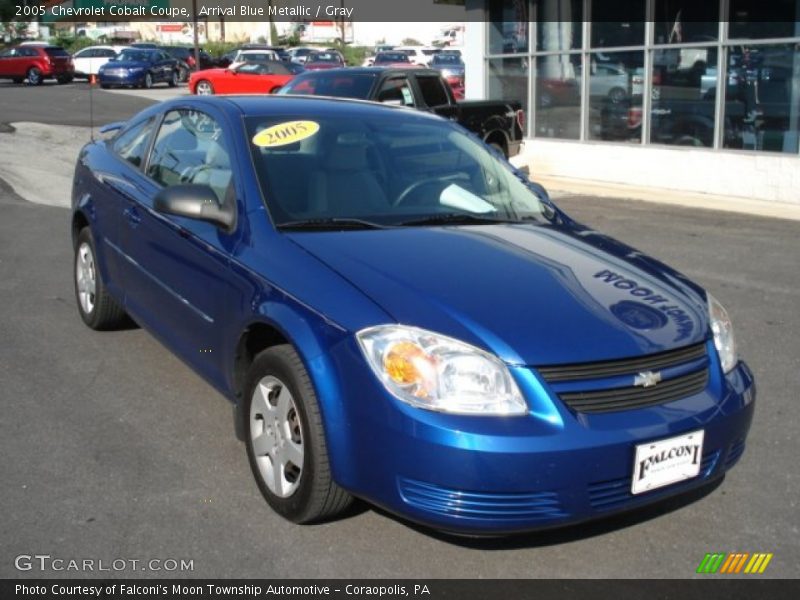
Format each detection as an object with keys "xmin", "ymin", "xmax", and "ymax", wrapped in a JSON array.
[{"xmin": 71, "ymin": 96, "xmax": 754, "ymax": 534}]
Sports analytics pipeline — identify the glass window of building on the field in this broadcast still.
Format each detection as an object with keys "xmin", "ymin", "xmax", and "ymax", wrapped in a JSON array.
[
  {"xmin": 650, "ymin": 47, "xmax": 719, "ymax": 147},
  {"xmin": 488, "ymin": 57, "xmax": 530, "ymax": 130},
  {"xmin": 534, "ymin": 0, "xmax": 583, "ymax": 51},
  {"xmin": 535, "ymin": 54, "xmax": 581, "ymax": 139},
  {"xmin": 723, "ymin": 44, "xmax": 800, "ymax": 153},
  {"xmin": 591, "ymin": 1, "xmax": 645, "ymax": 48},
  {"xmin": 488, "ymin": 0, "xmax": 529, "ymax": 54},
  {"xmin": 587, "ymin": 51, "xmax": 644, "ymax": 143},
  {"xmin": 653, "ymin": 1, "xmax": 719, "ymax": 44},
  {"xmin": 729, "ymin": 0, "xmax": 800, "ymax": 40}
]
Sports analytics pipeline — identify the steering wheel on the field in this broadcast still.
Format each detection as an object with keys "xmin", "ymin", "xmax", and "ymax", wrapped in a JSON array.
[{"xmin": 392, "ymin": 177, "xmax": 447, "ymax": 207}]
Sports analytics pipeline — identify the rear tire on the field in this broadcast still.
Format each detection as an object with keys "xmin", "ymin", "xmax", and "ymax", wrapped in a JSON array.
[
  {"xmin": 26, "ymin": 67, "xmax": 43, "ymax": 86},
  {"xmin": 168, "ymin": 70, "xmax": 178, "ymax": 88},
  {"xmin": 57, "ymin": 75, "xmax": 73, "ymax": 84},
  {"xmin": 74, "ymin": 228, "xmax": 127, "ymax": 330},
  {"xmin": 13, "ymin": 77, "xmax": 23, "ymax": 84},
  {"xmin": 244, "ymin": 345, "xmax": 353, "ymax": 524}
]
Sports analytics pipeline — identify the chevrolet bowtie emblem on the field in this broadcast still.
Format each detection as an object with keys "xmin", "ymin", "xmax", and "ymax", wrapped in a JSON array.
[{"xmin": 634, "ymin": 371, "xmax": 662, "ymax": 388}]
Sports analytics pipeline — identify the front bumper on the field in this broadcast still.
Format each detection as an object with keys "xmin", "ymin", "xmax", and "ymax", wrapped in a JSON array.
[
  {"xmin": 98, "ymin": 72, "xmax": 145, "ymax": 87},
  {"xmin": 326, "ymin": 339, "xmax": 755, "ymax": 534}
]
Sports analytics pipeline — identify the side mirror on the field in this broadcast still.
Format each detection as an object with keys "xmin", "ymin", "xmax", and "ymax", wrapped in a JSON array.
[
  {"xmin": 154, "ymin": 184, "xmax": 234, "ymax": 230},
  {"xmin": 270, "ymin": 86, "xmax": 282, "ymax": 94}
]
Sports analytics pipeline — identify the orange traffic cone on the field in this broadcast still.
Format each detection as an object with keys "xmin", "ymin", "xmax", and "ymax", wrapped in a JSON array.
[{"xmin": 89, "ymin": 74, "xmax": 97, "ymax": 86}]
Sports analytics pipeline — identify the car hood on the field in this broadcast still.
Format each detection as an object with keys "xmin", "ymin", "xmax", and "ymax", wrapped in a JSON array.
[
  {"xmin": 287, "ymin": 223, "xmax": 709, "ymax": 366},
  {"xmin": 103, "ymin": 60, "xmax": 150, "ymax": 69}
]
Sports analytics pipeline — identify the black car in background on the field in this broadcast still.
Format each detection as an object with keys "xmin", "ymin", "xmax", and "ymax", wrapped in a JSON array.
[
  {"xmin": 159, "ymin": 46, "xmax": 217, "ymax": 81},
  {"xmin": 278, "ymin": 67, "xmax": 525, "ymax": 158}
]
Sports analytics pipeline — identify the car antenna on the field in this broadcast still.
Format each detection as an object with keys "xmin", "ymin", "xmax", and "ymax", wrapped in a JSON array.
[{"xmin": 88, "ymin": 74, "xmax": 96, "ymax": 142}]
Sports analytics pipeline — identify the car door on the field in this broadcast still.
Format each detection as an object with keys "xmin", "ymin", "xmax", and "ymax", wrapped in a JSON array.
[
  {"xmin": 91, "ymin": 116, "xmax": 158, "ymax": 297},
  {"xmin": 72, "ymin": 48, "xmax": 93, "ymax": 75},
  {"xmin": 0, "ymin": 47, "xmax": 17, "ymax": 77},
  {"xmin": 93, "ymin": 48, "xmax": 117, "ymax": 74},
  {"xmin": 119, "ymin": 107, "xmax": 238, "ymax": 388},
  {"xmin": 375, "ymin": 76, "xmax": 416, "ymax": 107},
  {"xmin": 412, "ymin": 73, "xmax": 459, "ymax": 120}
]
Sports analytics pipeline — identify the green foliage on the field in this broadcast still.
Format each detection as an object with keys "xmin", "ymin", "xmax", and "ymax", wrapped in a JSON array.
[
  {"xmin": 202, "ymin": 41, "xmax": 238, "ymax": 59},
  {"xmin": 401, "ymin": 38, "xmax": 423, "ymax": 46},
  {"xmin": 50, "ymin": 36, "xmax": 97, "ymax": 53},
  {"xmin": 338, "ymin": 45, "xmax": 368, "ymax": 67}
]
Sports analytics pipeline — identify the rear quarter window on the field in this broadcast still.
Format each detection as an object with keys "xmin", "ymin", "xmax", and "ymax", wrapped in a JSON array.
[{"xmin": 45, "ymin": 47, "xmax": 70, "ymax": 57}]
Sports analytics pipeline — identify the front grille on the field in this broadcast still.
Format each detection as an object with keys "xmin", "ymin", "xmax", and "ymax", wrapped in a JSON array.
[
  {"xmin": 398, "ymin": 478, "xmax": 567, "ymax": 521},
  {"xmin": 559, "ymin": 368, "xmax": 709, "ymax": 413},
  {"xmin": 588, "ymin": 450, "xmax": 720, "ymax": 511},
  {"xmin": 537, "ymin": 342, "xmax": 707, "ymax": 382}
]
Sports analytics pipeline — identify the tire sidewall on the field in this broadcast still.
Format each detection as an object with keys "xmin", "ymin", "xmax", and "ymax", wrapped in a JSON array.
[
  {"xmin": 243, "ymin": 348, "xmax": 322, "ymax": 522},
  {"xmin": 143, "ymin": 73, "xmax": 152, "ymax": 88},
  {"xmin": 27, "ymin": 67, "xmax": 42, "ymax": 86}
]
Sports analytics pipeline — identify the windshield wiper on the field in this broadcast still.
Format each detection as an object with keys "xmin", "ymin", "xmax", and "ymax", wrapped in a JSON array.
[
  {"xmin": 277, "ymin": 218, "xmax": 388, "ymax": 231},
  {"xmin": 398, "ymin": 213, "xmax": 516, "ymax": 227}
]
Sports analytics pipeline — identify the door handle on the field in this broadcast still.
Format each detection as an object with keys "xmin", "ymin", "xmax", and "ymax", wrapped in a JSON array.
[{"xmin": 123, "ymin": 206, "xmax": 141, "ymax": 227}]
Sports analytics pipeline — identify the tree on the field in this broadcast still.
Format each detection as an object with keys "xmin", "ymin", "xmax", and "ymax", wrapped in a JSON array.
[
  {"xmin": 0, "ymin": 0, "xmax": 32, "ymax": 41},
  {"xmin": 401, "ymin": 38, "xmax": 422, "ymax": 46}
]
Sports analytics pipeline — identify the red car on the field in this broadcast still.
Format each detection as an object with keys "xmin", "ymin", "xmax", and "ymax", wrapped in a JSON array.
[
  {"xmin": 190, "ymin": 61, "xmax": 294, "ymax": 95},
  {"xmin": 0, "ymin": 44, "xmax": 74, "ymax": 85},
  {"xmin": 302, "ymin": 50, "xmax": 346, "ymax": 71}
]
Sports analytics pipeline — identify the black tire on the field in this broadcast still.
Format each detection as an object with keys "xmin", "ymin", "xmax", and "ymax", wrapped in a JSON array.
[
  {"xmin": 12, "ymin": 77, "xmax": 23, "ymax": 84},
  {"xmin": 608, "ymin": 86, "xmax": 627, "ymax": 103},
  {"xmin": 57, "ymin": 75, "xmax": 73, "ymax": 84},
  {"xmin": 26, "ymin": 67, "xmax": 43, "ymax": 86},
  {"xmin": 178, "ymin": 66, "xmax": 189, "ymax": 83},
  {"xmin": 168, "ymin": 70, "xmax": 178, "ymax": 87},
  {"xmin": 244, "ymin": 345, "xmax": 352, "ymax": 524},
  {"xmin": 100, "ymin": 84, "xmax": 110, "ymax": 89},
  {"xmin": 142, "ymin": 72, "xmax": 153, "ymax": 89},
  {"xmin": 74, "ymin": 228, "xmax": 126, "ymax": 330}
]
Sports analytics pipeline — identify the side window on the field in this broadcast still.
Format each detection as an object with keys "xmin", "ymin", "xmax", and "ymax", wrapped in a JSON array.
[
  {"xmin": 147, "ymin": 110, "xmax": 232, "ymax": 204},
  {"xmin": 416, "ymin": 76, "xmax": 450, "ymax": 107},
  {"xmin": 100, "ymin": 49, "xmax": 116, "ymax": 58},
  {"xmin": 113, "ymin": 117, "xmax": 156, "ymax": 168},
  {"xmin": 376, "ymin": 77, "xmax": 415, "ymax": 106}
]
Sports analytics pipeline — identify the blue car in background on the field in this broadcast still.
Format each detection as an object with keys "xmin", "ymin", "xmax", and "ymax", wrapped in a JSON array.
[
  {"xmin": 70, "ymin": 96, "xmax": 754, "ymax": 534},
  {"xmin": 98, "ymin": 48, "xmax": 179, "ymax": 89}
]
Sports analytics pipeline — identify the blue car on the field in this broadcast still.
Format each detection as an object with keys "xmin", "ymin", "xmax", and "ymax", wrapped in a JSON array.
[
  {"xmin": 97, "ymin": 48, "xmax": 179, "ymax": 89},
  {"xmin": 71, "ymin": 96, "xmax": 754, "ymax": 534}
]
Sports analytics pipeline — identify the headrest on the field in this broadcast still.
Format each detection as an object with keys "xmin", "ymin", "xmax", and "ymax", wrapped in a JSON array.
[
  {"xmin": 206, "ymin": 142, "xmax": 230, "ymax": 169},
  {"xmin": 166, "ymin": 129, "xmax": 197, "ymax": 151}
]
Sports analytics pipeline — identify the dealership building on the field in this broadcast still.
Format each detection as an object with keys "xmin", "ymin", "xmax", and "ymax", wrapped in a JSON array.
[{"xmin": 463, "ymin": 1, "xmax": 800, "ymax": 205}]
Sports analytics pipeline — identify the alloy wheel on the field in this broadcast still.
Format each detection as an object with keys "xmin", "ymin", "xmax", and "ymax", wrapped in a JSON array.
[
  {"xmin": 76, "ymin": 242, "xmax": 96, "ymax": 315},
  {"xmin": 249, "ymin": 376, "xmax": 304, "ymax": 498}
]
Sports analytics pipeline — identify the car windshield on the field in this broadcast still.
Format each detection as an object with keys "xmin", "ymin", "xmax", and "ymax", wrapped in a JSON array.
[
  {"xmin": 308, "ymin": 52, "xmax": 342, "ymax": 63},
  {"xmin": 115, "ymin": 49, "xmax": 150, "ymax": 62},
  {"xmin": 278, "ymin": 72, "xmax": 377, "ymax": 98},
  {"xmin": 375, "ymin": 53, "xmax": 409, "ymax": 63},
  {"xmin": 245, "ymin": 114, "xmax": 550, "ymax": 228},
  {"xmin": 433, "ymin": 55, "xmax": 463, "ymax": 65}
]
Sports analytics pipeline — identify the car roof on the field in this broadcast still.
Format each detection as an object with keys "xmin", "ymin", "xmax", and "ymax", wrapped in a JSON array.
[
  {"xmin": 294, "ymin": 66, "xmax": 442, "ymax": 77},
  {"xmin": 163, "ymin": 94, "xmax": 447, "ymax": 123}
]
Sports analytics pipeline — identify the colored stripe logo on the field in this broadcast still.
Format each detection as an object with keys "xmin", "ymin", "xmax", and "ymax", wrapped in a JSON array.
[{"xmin": 697, "ymin": 553, "xmax": 773, "ymax": 574}]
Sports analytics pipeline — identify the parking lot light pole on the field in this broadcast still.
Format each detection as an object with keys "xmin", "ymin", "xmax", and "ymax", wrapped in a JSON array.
[{"xmin": 192, "ymin": 0, "xmax": 200, "ymax": 75}]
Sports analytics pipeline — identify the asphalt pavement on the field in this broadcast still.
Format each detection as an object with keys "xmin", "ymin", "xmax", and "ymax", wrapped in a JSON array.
[{"xmin": 0, "ymin": 82, "xmax": 798, "ymax": 579}]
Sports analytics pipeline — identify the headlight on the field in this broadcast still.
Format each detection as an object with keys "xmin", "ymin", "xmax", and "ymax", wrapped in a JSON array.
[
  {"xmin": 708, "ymin": 294, "xmax": 737, "ymax": 373},
  {"xmin": 356, "ymin": 325, "xmax": 527, "ymax": 416}
]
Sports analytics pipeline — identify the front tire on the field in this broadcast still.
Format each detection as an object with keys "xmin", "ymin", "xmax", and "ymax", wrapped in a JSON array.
[
  {"xmin": 244, "ymin": 345, "xmax": 352, "ymax": 524},
  {"xmin": 142, "ymin": 72, "xmax": 153, "ymax": 89},
  {"xmin": 195, "ymin": 79, "xmax": 214, "ymax": 95},
  {"xmin": 168, "ymin": 70, "xmax": 178, "ymax": 87},
  {"xmin": 74, "ymin": 228, "xmax": 126, "ymax": 330}
]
